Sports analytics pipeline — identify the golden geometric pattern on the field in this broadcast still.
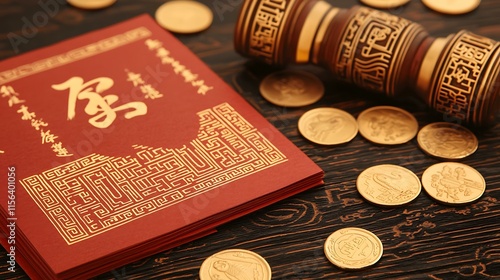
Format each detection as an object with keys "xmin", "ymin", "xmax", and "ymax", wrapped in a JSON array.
[
  {"xmin": 334, "ymin": 7, "xmax": 423, "ymax": 96},
  {"xmin": 21, "ymin": 103, "xmax": 287, "ymax": 244},
  {"xmin": 249, "ymin": 0, "xmax": 292, "ymax": 64},
  {"xmin": 432, "ymin": 31, "xmax": 500, "ymax": 123}
]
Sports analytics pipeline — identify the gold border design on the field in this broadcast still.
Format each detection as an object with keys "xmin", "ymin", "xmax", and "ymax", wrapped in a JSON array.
[
  {"xmin": 21, "ymin": 103, "xmax": 288, "ymax": 244},
  {"xmin": 0, "ymin": 27, "xmax": 152, "ymax": 84}
]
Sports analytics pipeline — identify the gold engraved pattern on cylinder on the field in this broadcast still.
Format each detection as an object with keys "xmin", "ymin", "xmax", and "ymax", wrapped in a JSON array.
[
  {"xmin": 357, "ymin": 164, "xmax": 421, "ymax": 206},
  {"xmin": 357, "ymin": 106, "xmax": 418, "ymax": 145},
  {"xmin": 324, "ymin": 227, "xmax": 383, "ymax": 270},
  {"xmin": 199, "ymin": 249, "xmax": 272, "ymax": 280},
  {"xmin": 417, "ymin": 122, "xmax": 478, "ymax": 159},
  {"xmin": 335, "ymin": 7, "xmax": 419, "ymax": 95},
  {"xmin": 298, "ymin": 108, "xmax": 358, "ymax": 145},
  {"xmin": 421, "ymin": 162, "xmax": 486, "ymax": 205},
  {"xmin": 432, "ymin": 32, "xmax": 500, "ymax": 124},
  {"xmin": 248, "ymin": 0, "xmax": 292, "ymax": 64}
]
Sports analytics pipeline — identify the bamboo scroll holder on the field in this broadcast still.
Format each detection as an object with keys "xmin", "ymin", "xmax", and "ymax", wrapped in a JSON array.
[{"xmin": 234, "ymin": 0, "xmax": 500, "ymax": 126}]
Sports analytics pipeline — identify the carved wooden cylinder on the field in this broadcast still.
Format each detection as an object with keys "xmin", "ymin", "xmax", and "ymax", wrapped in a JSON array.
[{"xmin": 234, "ymin": 0, "xmax": 500, "ymax": 126}]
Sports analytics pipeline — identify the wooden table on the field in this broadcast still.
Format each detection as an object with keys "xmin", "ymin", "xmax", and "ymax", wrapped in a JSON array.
[{"xmin": 1, "ymin": 0, "xmax": 499, "ymax": 279}]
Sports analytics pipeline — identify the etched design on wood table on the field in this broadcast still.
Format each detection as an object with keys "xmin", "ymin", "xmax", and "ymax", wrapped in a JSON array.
[{"xmin": 20, "ymin": 103, "xmax": 287, "ymax": 244}]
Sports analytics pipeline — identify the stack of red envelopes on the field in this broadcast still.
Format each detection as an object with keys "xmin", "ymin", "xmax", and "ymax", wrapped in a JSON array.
[{"xmin": 0, "ymin": 15, "xmax": 323, "ymax": 279}]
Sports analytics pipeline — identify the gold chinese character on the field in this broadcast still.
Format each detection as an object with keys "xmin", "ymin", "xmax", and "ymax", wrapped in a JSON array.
[
  {"xmin": 126, "ymin": 71, "xmax": 145, "ymax": 86},
  {"xmin": 181, "ymin": 69, "xmax": 198, "ymax": 83},
  {"xmin": 51, "ymin": 142, "xmax": 72, "ymax": 157},
  {"xmin": 31, "ymin": 118, "xmax": 48, "ymax": 130},
  {"xmin": 171, "ymin": 61, "xmax": 186, "ymax": 74},
  {"xmin": 52, "ymin": 77, "xmax": 147, "ymax": 129},
  {"xmin": 17, "ymin": 105, "xmax": 36, "ymax": 120},
  {"xmin": 1, "ymin": 85, "xmax": 25, "ymax": 107},
  {"xmin": 191, "ymin": 80, "xmax": 213, "ymax": 95},
  {"xmin": 140, "ymin": 84, "xmax": 163, "ymax": 99},
  {"xmin": 156, "ymin": 47, "xmax": 169, "ymax": 57},
  {"xmin": 145, "ymin": 39, "xmax": 162, "ymax": 50},
  {"xmin": 41, "ymin": 129, "xmax": 58, "ymax": 144}
]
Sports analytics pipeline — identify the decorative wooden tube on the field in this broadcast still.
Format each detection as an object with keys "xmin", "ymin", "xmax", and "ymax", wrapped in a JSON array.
[{"xmin": 234, "ymin": 0, "xmax": 500, "ymax": 126}]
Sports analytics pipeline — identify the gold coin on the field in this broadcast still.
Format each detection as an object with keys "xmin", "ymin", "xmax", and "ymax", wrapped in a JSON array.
[
  {"xmin": 421, "ymin": 162, "xmax": 486, "ymax": 205},
  {"xmin": 298, "ymin": 108, "xmax": 358, "ymax": 145},
  {"xmin": 357, "ymin": 164, "xmax": 421, "ymax": 206},
  {"xmin": 421, "ymin": 0, "xmax": 481, "ymax": 15},
  {"xmin": 259, "ymin": 70, "xmax": 324, "ymax": 107},
  {"xmin": 67, "ymin": 0, "xmax": 116, "ymax": 9},
  {"xmin": 417, "ymin": 122, "xmax": 478, "ymax": 160},
  {"xmin": 324, "ymin": 227, "xmax": 383, "ymax": 270},
  {"xmin": 360, "ymin": 0, "xmax": 410, "ymax": 9},
  {"xmin": 155, "ymin": 1, "xmax": 213, "ymax": 34},
  {"xmin": 357, "ymin": 106, "xmax": 418, "ymax": 145},
  {"xmin": 199, "ymin": 249, "xmax": 272, "ymax": 280}
]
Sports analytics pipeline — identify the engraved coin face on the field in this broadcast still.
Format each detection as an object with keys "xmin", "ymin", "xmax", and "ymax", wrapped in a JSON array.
[
  {"xmin": 260, "ymin": 70, "xmax": 324, "ymax": 107},
  {"xmin": 199, "ymin": 249, "xmax": 272, "ymax": 280},
  {"xmin": 155, "ymin": 1, "xmax": 213, "ymax": 34},
  {"xmin": 421, "ymin": 162, "xmax": 486, "ymax": 205},
  {"xmin": 298, "ymin": 108, "xmax": 358, "ymax": 145},
  {"xmin": 357, "ymin": 164, "xmax": 421, "ymax": 206},
  {"xmin": 324, "ymin": 227, "xmax": 383, "ymax": 270},
  {"xmin": 360, "ymin": 0, "xmax": 410, "ymax": 9},
  {"xmin": 417, "ymin": 122, "xmax": 478, "ymax": 160},
  {"xmin": 422, "ymin": 0, "xmax": 481, "ymax": 15},
  {"xmin": 67, "ymin": 0, "xmax": 116, "ymax": 9},
  {"xmin": 357, "ymin": 106, "xmax": 418, "ymax": 145}
]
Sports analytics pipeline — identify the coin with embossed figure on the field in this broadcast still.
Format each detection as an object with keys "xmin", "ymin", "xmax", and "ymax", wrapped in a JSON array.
[
  {"xmin": 422, "ymin": 0, "xmax": 481, "ymax": 15},
  {"xmin": 422, "ymin": 162, "xmax": 485, "ymax": 205},
  {"xmin": 324, "ymin": 227, "xmax": 383, "ymax": 270},
  {"xmin": 155, "ymin": 1, "xmax": 213, "ymax": 34},
  {"xmin": 260, "ymin": 70, "xmax": 324, "ymax": 107},
  {"xmin": 298, "ymin": 107, "xmax": 358, "ymax": 145},
  {"xmin": 357, "ymin": 164, "xmax": 421, "ymax": 206},
  {"xmin": 68, "ymin": 0, "xmax": 116, "ymax": 9},
  {"xmin": 200, "ymin": 249, "xmax": 272, "ymax": 280},
  {"xmin": 357, "ymin": 106, "xmax": 418, "ymax": 145},
  {"xmin": 417, "ymin": 122, "xmax": 478, "ymax": 160},
  {"xmin": 360, "ymin": 0, "xmax": 410, "ymax": 9}
]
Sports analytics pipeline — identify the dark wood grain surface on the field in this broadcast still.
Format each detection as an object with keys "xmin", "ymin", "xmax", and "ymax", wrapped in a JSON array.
[{"xmin": 1, "ymin": 0, "xmax": 499, "ymax": 279}]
